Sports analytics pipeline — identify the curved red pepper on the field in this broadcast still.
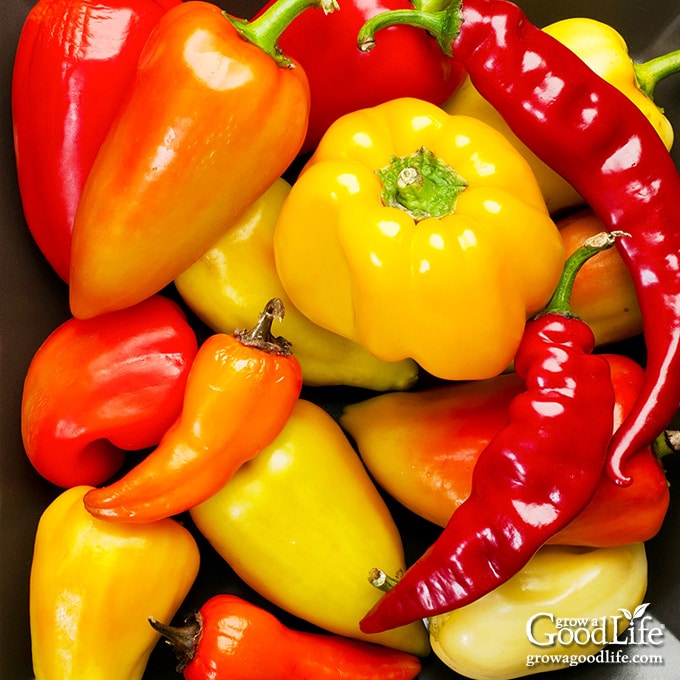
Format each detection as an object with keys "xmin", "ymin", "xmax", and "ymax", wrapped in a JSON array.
[
  {"xmin": 359, "ymin": 234, "xmax": 618, "ymax": 633},
  {"xmin": 11, "ymin": 0, "xmax": 180, "ymax": 282},
  {"xmin": 255, "ymin": 0, "xmax": 466, "ymax": 154},
  {"xmin": 150, "ymin": 594, "xmax": 422, "ymax": 679},
  {"xmin": 21, "ymin": 296, "xmax": 198, "ymax": 488},
  {"xmin": 359, "ymin": 0, "xmax": 680, "ymax": 486}
]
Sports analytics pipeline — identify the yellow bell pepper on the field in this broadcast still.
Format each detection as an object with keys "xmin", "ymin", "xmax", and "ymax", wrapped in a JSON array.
[
  {"xmin": 30, "ymin": 486, "xmax": 200, "ymax": 680},
  {"xmin": 442, "ymin": 17, "xmax": 676, "ymax": 215},
  {"xmin": 274, "ymin": 97, "xmax": 564, "ymax": 381},
  {"xmin": 429, "ymin": 543, "xmax": 648, "ymax": 680},
  {"xmin": 174, "ymin": 178, "xmax": 418, "ymax": 390},
  {"xmin": 189, "ymin": 398, "xmax": 430, "ymax": 657}
]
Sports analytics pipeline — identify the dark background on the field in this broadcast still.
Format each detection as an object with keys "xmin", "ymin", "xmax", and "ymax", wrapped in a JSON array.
[{"xmin": 2, "ymin": 1, "xmax": 680, "ymax": 678}]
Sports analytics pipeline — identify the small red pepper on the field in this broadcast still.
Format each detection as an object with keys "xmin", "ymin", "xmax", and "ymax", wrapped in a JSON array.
[
  {"xmin": 359, "ymin": 233, "xmax": 619, "ymax": 633},
  {"xmin": 255, "ymin": 0, "xmax": 466, "ymax": 154},
  {"xmin": 83, "ymin": 298, "xmax": 302, "ymax": 523},
  {"xmin": 359, "ymin": 0, "xmax": 680, "ymax": 486},
  {"xmin": 21, "ymin": 295, "xmax": 198, "ymax": 489},
  {"xmin": 11, "ymin": 0, "xmax": 180, "ymax": 282},
  {"xmin": 149, "ymin": 594, "xmax": 422, "ymax": 680}
]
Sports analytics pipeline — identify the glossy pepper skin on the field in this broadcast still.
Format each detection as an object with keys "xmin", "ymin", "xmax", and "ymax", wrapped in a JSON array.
[
  {"xmin": 359, "ymin": 234, "xmax": 618, "ymax": 633},
  {"xmin": 190, "ymin": 399, "xmax": 430, "ymax": 656},
  {"xmin": 21, "ymin": 295, "xmax": 198, "ymax": 488},
  {"xmin": 441, "ymin": 17, "xmax": 678, "ymax": 215},
  {"xmin": 274, "ymin": 97, "xmax": 564, "ymax": 381},
  {"xmin": 174, "ymin": 178, "xmax": 419, "ymax": 390},
  {"xmin": 84, "ymin": 299, "xmax": 302, "ymax": 523},
  {"xmin": 11, "ymin": 0, "xmax": 180, "ymax": 282},
  {"xmin": 341, "ymin": 353, "xmax": 670, "ymax": 547},
  {"xmin": 150, "ymin": 594, "xmax": 422, "ymax": 680},
  {"xmin": 69, "ymin": 0, "xmax": 328, "ymax": 319},
  {"xmin": 558, "ymin": 210, "xmax": 642, "ymax": 346},
  {"xmin": 30, "ymin": 486, "xmax": 200, "ymax": 680},
  {"xmin": 255, "ymin": 0, "xmax": 466, "ymax": 154},
  {"xmin": 360, "ymin": 0, "xmax": 680, "ymax": 485},
  {"xmin": 430, "ymin": 543, "xmax": 648, "ymax": 679}
]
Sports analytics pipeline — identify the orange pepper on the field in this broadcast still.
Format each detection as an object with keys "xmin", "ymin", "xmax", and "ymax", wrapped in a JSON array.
[
  {"xmin": 69, "ymin": 0, "xmax": 336, "ymax": 319},
  {"xmin": 83, "ymin": 299, "xmax": 302, "ymax": 523},
  {"xmin": 558, "ymin": 209, "xmax": 642, "ymax": 346}
]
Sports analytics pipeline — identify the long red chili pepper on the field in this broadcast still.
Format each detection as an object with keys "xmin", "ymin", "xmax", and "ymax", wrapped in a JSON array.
[
  {"xmin": 359, "ymin": 233, "xmax": 619, "ymax": 633},
  {"xmin": 358, "ymin": 0, "xmax": 680, "ymax": 486}
]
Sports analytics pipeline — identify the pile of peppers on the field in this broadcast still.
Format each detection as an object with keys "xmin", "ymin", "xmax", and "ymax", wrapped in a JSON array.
[{"xmin": 10, "ymin": 0, "xmax": 680, "ymax": 677}]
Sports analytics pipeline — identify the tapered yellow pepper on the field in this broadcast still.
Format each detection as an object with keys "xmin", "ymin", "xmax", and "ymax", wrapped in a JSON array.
[
  {"xmin": 174, "ymin": 178, "xmax": 418, "ymax": 390},
  {"xmin": 442, "ymin": 17, "xmax": 677, "ymax": 214},
  {"xmin": 30, "ymin": 486, "xmax": 200, "ymax": 680},
  {"xmin": 274, "ymin": 97, "xmax": 564, "ymax": 381},
  {"xmin": 429, "ymin": 543, "xmax": 648, "ymax": 680},
  {"xmin": 190, "ymin": 398, "xmax": 430, "ymax": 657}
]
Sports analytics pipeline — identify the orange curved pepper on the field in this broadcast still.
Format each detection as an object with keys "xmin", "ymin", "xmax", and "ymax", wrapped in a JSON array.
[{"xmin": 84, "ymin": 299, "xmax": 302, "ymax": 523}]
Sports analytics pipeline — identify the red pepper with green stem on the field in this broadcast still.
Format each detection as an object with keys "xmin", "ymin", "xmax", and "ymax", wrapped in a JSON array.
[
  {"xmin": 83, "ymin": 299, "xmax": 302, "ymax": 523},
  {"xmin": 358, "ymin": 0, "xmax": 680, "ymax": 487},
  {"xmin": 359, "ymin": 232, "xmax": 621, "ymax": 633},
  {"xmin": 11, "ymin": 0, "xmax": 180, "ymax": 282},
  {"xmin": 150, "ymin": 594, "xmax": 422, "ymax": 679},
  {"xmin": 255, "ymin": 0, "xmax": 466, "ymax": 154}
]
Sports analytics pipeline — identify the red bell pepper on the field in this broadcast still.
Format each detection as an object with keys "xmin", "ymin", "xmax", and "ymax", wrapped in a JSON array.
[
  {"xmin": 149, "ymin": 593, "xmax": 422, "ymax": 679},
  {"xmin": 341, "ymin": 353, "xmax": 670, "ymax": 547},
  {"xmin": 255, "ymin": 0, "xmax": 467, "ymax": 154},
  {"xmin": 11, "ymin": 0, "xmax": 180, "ymax": 282},
  {"xmin": 21, "ymin": 295, "xmax": 198, "ymax": 488}
]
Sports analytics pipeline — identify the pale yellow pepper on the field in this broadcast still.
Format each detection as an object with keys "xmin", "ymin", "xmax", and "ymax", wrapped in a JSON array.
[
  {"xmin": 430, "ymin": 543, "xmax": 648, "ymax": 680},
  {"xmin": 442, "ymin": 18, "xmax": 676, "ymax": 214},
  {"xmin": 174, "ymin": 178, "xmax": 418, "ymax": 390},
  {"xmin": 30, "ymin": 486, "xmax": 200, "ymax": 680},
  {"xmin": 190, "ymin": 398, "xmax": 430, "ymax": 657}
]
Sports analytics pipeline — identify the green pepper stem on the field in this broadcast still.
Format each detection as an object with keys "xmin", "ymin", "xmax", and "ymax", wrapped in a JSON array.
[
  {"xmin": 653, "ymin": 430, "xmax": 680, "ymax": 459},
  {"xmin": 368, "ymin": 567, "xmax": 400, "ymax": 593},
  {"xmin": 377, "ymin": 147, "xmax": 468, "ymax": 220},
  {"xmin": 635, "ymin": 50, "xmax": 680, "ymax": 100},
  {"xmin": 227, "ymin": 0, "xmax": 339, "ymax": 67},
  {"xmin": 235, "ymin": 297, "xmax": 293, "ymax": 355},
  {"xmin": 542, "ymin": 231, "xmax": 629, "ymax": 318},
  {"xmin": 357, "ymin": 5, "xmax": 462, "ymax": 57}
]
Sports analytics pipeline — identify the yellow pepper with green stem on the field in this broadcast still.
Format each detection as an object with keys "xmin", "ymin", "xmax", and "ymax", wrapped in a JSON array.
[
  {"xmin": 30, "ymin": 486, "xmax": 200, "ymax": 680},
  {"xmin": 442, "ymin": 17, "xmax": 678, "ymax": 215},
  {"xmin": 174, "ymin": 178, "xmax": 418, "ymax": 390},
  {"xmin": 274, "ymin": 97, "xmax": 564, "ymax": 381}
]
